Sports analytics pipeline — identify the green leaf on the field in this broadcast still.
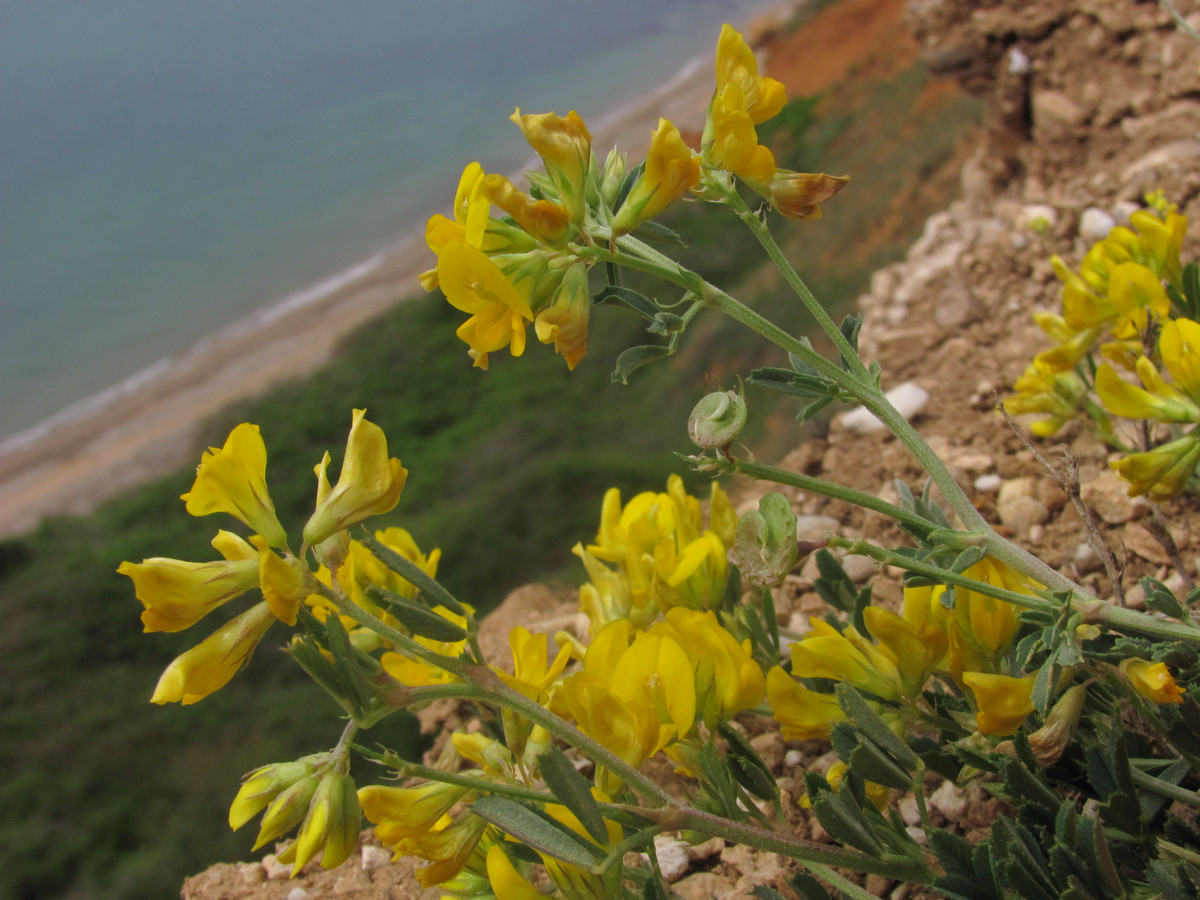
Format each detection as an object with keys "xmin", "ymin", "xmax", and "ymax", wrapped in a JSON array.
[
  {"xmin": 358, "ymin": 531, "xmax": 465, "ymax": 615},
  {"xmin": 748, "ymin": 366, "xmax": 836, "ymax": 400},
  {"xmin": 750, "ymin": 887, "xmax": 791, "ymax": 900},
  {"xmin": 593, "ymin": 285, "xmax": 660, "ymax": 320},
  {"xmin": 719, "ymin": 723, "xmax": 780, "ymax": 802},
  {"xmin": 1142, "ymin": 575, "xmax": 1188, "ymax": 619},
  {"xmin": 839, "ymin": 314, "xmax": 862, "ymax": 368},
  {"xmin": 786, "ymin": 870, "xmax": 834, "ymax": 900},
  {"xmin": 537, "ymin": 745, "xmax": 608, "ymax": 845},
  {"xmin": 366, "ymin": 587, "xmax": 468, "ymax": 642},
  {"xmin": 612, "ymin": 345, "xmax": 673, "ymax": 384},
  {"xmin": 647, "ymin": 312, "xmax": 685, "ymax": 336},
  {"xmin": 470, "ymin": 796, "xmax": 602, "ymax": 869},
  {"xmin": 810, "ymin": 788, "xmax": 884, "ymax": 855},
  {"xmin": 835, "ymin": 683, "xmax": 920, "ymax": 772}
]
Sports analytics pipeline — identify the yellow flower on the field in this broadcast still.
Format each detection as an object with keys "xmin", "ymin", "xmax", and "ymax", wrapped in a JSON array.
[
  {"xmin": 862, "ymin": 606, "xmax": 947, "ymax": 697},
  {"xmin": 1096, "ymin": 358, "xmax": 1200, "ymax": 423},
  {"xmin": 436, "ymin": 240, "xmax": 535, "ymax": 369},
  {"xmin": 533, "ymin": 261, "xmax": 590, "ymax": 370},
  {"xmin": 1160, "ymin": 317, "xmax": 1200, "ymax": 400},
  {"xmin": 150, "ymin": 601, "xmax": 276, "ymax": 704},
  {"xmin": 962, "ymin": 671, "xmax": 1036, "ymax": 736},
  {"xmin": 486, "ymin": 843, "xmax": 544, "ymax": 900},
  {"xmin": 495, "ymin": 626, "xmax": 573, "ymax": 703},
  {"xmin": 705, "ymin": 80, "xmax": 777, "ymax": 181},
  {"xmin": 713, "ymin": 24, "xmax": 786, "ymax": 125},
  {"xmin": 1031, "ymin": 311, "xmax": 1102, "ymax": 372},
  {"xmin": 119, "ymin": 530, "xmax": 259, "ymax": 633},
  {"xmin": 181, "ymin": 423, "xmax": 287, "ymax": 548},
  {"xmin": 1120, "ymin": 658, "xmax": 1185, "ymax": 704},
  {"xmin": 510, "ymin": 108, "xmax": 592, "ymax": 224},
  {"xmin": 302, "ymin": 409, "xmax": 408, "ymax": 547},
  {"xmin": 358, "ymin": 781, "xmax": 471, "ymax": 845},
  {"xmin": 281, "ymin": 770, "xmax": 361, "ymax": 875},
  {"xmin": 254, "ymin": 537, "xmax": 311, "ymax": 627},
  {"xmin": 650, "ymin": 607, "xmax": 765, "ymax": 727},
  {"xmin": 1005, "ymin": 357, "xmax": 1086, "ymax": 436},
  {"xmin": 1110, "ymin": 435, "xmax": 1200, "ymax": 500},
  {"xmin": 765, "ymin": 665, "xmax": 846, "ymax": 741},
  {"xmin": 481, "ymin": 172, "xmax": 570, "ymax": 246},
  {"xmin": 1106, "ymin": 261, "xmax": 1171, "ymax": 338},
  {"xmin": 399, "ymin": 814, "xmax": 489, "ymax": 887},
  {"xmin": 612, "ymin": 118, "xmax": 701, "ymax": 234},
  {"xmin": 561, "ymin": 619, "xmax": 696, "ymax": 767},
  {"xmin": 789, "ymin": 618, "xmax": 902, "ymax": 701}
]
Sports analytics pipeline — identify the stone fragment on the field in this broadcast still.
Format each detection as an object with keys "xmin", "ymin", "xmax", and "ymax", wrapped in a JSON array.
[
  {"xmin": 750, "ymin": 731, "xmax": 785, "ymax": 772},
  {"xmin": 1018, "ymin": 203, "xmax": 1057, "ymax": 230},
  {"xmin": 674, "ymin": 872, "xmax": 733, "ymax": 900},
  {"xmin": 286, "ymin": 889, "xmax": 310, "ymax": 900},
  {"xmin": 929, "ymin": 780, "xmax": 970, "ymax": 820},
  {"xmin": 1123, "ymin": 522, "xmax": 1172, "ymax": 565},
  {"xmin": 263, "ymin": 855, "xmax": 292, "ymax": 880},
  {"xmin": 839, "ymin": 383, "xmax": 929, "ymax": 433},
  {"xmin": 1032, "ymin": 89, "xmax": 1086, "ymax": 135},
  {"xmin": 974, "ymin": 473, "xmax": 1003, "ymax": 493},
  {"xmin": 841, "ymin": 554, "xmax": 877, "ymax": 583},
  {"xmin": 997, "ymin": 479, "xmax": 1050, "ymax": 536},
  {"xmin": 1080, "ymin": 470, "xmax": 1138, "ymax": 524},
  {"xmin": 795, "ymin": 514, "xmax": 840, "ymax": 542},
  {"xmin": 238, "ymin": 862, "xmax": 266, "ymax": 885},
  {"xmin": 685, "ymin": 836, "xmax": 726, "ymax": 862},
  {"xmin": 1079, "ymin": 206, "xmax": 1115, "ymax": 242},
  {"xmin": 1072, "ymin": 542, "xmax": 1104, "ymax": 576},
  {"xmin": 654, "ymin": 835, "xmax": 691, "ymax": 883},
  {"xmin": 361, "ymin": 844, "xmax": 392, "ymax": 870}
]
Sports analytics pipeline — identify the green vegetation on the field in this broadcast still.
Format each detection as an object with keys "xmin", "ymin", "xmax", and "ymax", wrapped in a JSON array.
[{"xmin": 0, "ymin": 63, "xmax": 981, "ymax": 900}]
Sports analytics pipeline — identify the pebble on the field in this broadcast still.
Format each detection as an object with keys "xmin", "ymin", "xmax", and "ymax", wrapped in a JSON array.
[
  {"xmin": 1072, "ymin": 542, "xmax": 1104, "ymax": 575},
  {"xmin": 286, "ymin": 889, "xmax": 310, "ymax": 900},
  {"xmin": 1018, "ymin": 203, "xmax": 1057, "ymax": 230},
  {"xmin": 841, "ymin": 554, "xmax": 877, "ymax": 583},
  {"xmin": 1080, "ymin": 470, "xmax": 1139, "ymax": 524},
  {"xmin": 1079, "ymin": 206, "xmax": 1115, "ymax": 241},
  {"xmin": 237, "ymin": 863, "xmax": 266, "ymax": 885},
  {"xmin": 839, "ymin": 382, "xmax": 930, "ymax": 433},
  {"xmin": 929, "ymin": 781, "xmax": 970, "ymax": 819},
  {"xmin": 1123, "ymin": 521, "xmax": 1173, "ymax": 565},
  {"xmin": 654, "ymin": 834, "xmax": 691, "ymax": 883},
  {"xmin": 784, "ymin": 749, "xmax": 805, "ymax": 768},
  {"xmin": 974, "ymin": 473, "xmax": 1003, "ymax": 493},
  {"xmin": 361, "ymin": 845, "xmax": 392, "ymax": 870},
  {"xmin": 795, "ymin": 514, "xmax": 840, "ymax": 542},
  {"xmin": 263, "ymin": 855, "xmax": 292, "ymax": 881}
]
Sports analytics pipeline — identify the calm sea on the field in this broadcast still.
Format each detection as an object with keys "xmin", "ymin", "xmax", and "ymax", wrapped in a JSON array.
[{"xmin": 0, "ymin": 0, "xmax": 781, "ymax": 445}]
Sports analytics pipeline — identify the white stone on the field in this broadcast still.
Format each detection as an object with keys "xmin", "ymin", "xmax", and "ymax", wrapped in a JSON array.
[
  {"xmin": 929, "ymin": 780, "xmax": 970, "ymax": 819},
  {"xmin": 795, "ymin": 514, "xmax": 840, "ymax": 542},
  {"xmin": 361, "ymin": 845, "xmax": 392, "ymax": 870},
  {"xmin": 839, "ymin": 383, "xmax": 929, "ymax": 433},
  {"xmin": 286, "ymin": 889, "xmax": 311, "ymax": 900},
  {"xmin": 1018, "ymin": 203, "xmax": 1057, "ymax": 230},
  {"xmin": 974, "ymin": 473, "xmax": 1003, "ymax": 493},
  {"xmin": 654, "ymin": 834, "xmax": 691, "ymax": 883},
  {"xmin": 1079, "ymin": 206, "xmax": 1115, "ymax": 242}
]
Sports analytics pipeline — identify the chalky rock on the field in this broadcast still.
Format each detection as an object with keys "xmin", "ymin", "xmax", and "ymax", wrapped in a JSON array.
[
  {"xmin": 1079, "ymin": 206, "xmax": 1115, "ymax": 242},
  {"xmin": 838, "ymin": 382, "xmax": 929, "ymax": 434}
]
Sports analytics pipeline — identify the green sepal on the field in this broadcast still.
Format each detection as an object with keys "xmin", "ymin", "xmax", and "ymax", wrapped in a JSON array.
[
  {"xmin": 647, "ymin": 312, "xmax": 685, "ymax": 336},
  {"xmin": 358, "ymin": 531, "xmax": 465, "ymax": 616},
  {"xmin": 365, "ymin": 586, "xmax": 468, "ymax": 642},
  {"xmin": 835, "ymin": 683, "xmax": 920, "ymax": 771},
  {"xmin": 1141, "ymin": 575, "xmax": 1189, "ymax": 619},
  {"xmin": 537, "ymin": 744, "xmax": 609, "ymax": 845},
  {"xmin": 839, "ymin": 314, "xmax": 862, "ymax": 369},
  {"xmin": 470, "ymin": 796, "xmax": 602, "ymax": 869},
  {"xmin": 630, "ymin": 219, "xmax": 686, "ymax": 246},
  {"xmin": 612, "ymin": 345, "xmax": 673, "ymax": 384},
  {"xmin": 612, "ymin": 160, "xmax": 645, "ymax": 215}
]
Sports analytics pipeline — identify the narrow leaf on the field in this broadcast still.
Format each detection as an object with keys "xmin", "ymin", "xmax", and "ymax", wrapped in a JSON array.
[
  {"xmin": 366, "ymin": 587, "xmax": 468, "ymax": 642},
  {"xmin": 358, "ymin": 531, "xmax": 465, "ymax": 615},
  {"xmin": 470, "ymin": 796, "xmax": 601, "ymax": 869},
  {"xmin": 538, "ymin": 745, "xmax": 608, "ymax": 845},
  {"xmin": 613, "ymin": 345, "xmax": 672, "ymax": 384}
]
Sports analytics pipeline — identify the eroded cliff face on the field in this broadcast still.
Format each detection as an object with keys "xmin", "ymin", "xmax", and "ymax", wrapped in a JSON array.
[{"xmin": 182, "ymin": 2, "xmax": 1200, "ymax": 898}]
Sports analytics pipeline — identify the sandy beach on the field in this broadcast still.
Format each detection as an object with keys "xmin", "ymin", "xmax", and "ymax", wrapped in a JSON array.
[{"xmin": 0, "ymin": 11, "xmax": 777, "ymax": 539}]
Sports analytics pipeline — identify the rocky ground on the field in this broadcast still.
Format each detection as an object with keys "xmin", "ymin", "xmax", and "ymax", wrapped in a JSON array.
[{"xmin": 181, "ymin": 1, "xmax": 1200, "ymax": 897}]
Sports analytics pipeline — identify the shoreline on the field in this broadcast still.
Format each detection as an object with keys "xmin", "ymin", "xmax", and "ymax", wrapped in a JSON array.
[{"xmin": 0, "ymin": 8, "xmax": 784, "ymax": 538}]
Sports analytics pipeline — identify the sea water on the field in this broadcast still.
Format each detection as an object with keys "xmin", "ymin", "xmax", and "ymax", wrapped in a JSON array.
[{"xmin": 0, "ymin": 0, "xmax": 782, "ymax": 446}]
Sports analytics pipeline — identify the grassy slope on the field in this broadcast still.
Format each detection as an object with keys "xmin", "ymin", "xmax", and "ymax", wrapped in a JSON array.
[{"xmin": 0, "ymin": 62, "xmax": 980, "ymax": 900}]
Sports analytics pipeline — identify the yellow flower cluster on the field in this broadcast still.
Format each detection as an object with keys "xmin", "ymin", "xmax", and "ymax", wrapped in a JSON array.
[
  {"xmin": 118, "ymin": 411, "xmax": 429, "ymax": 706},
  {"xmin": 1007, "ymin": 199, "xmax": 1200, "ymax": 499},
  {"xmin": 423, "ymin": 23, "xmax": 849, "ymax": 372},
  {"xmin": 573, "ymin": 474, "xmax": 737, "ymax": 633}
]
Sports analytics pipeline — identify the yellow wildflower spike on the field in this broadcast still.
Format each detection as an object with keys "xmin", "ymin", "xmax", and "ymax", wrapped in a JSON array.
[
  {"xmin": 253, "ymin": 537, "xmax": 310, "ymax": 627},
  {"xmin": 288, "ymin": 771, "xmax": 361, "ymax": 875},
  {"xmin": 302, "ymin": 409, "xmax": 408, "ymax": 547},
  {"xmin": 358, "ymin": 781, "xmax": 470, "ymax": 845},
  {"xmin": 1096, "ymin": 359, "xmax": 1200, "ymax": 423},
  {"xmin": 401, "ymin": 814, "xmax": 489, "ymax": 888},
  {"xmin": 486, "ymin": 843, "xmax": 544, "ymax": 900},
  {"xmin": 150, "ymin": 601, "xmax": 276, "ymax": 704},
  {"xmin": 714, "ymin": 24, "xmax": 786, "ymax": 125},
  {"xmin": 181, "ymin": 423, "xmax": 288, "ymax": 548},
  {"xmin": 481, "ymin": 172, "xmax": 570, "ymax": 246},
  {"xmin": 1161, "ymin": 317, "xmax": 1200, "ymax": 401}
]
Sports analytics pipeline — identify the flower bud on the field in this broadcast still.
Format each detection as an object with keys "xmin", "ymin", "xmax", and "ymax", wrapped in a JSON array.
[
  {"xmin": 1028, "ymin": 683, "xmax": 1087, "ymax": 766},
  {"xmin": 732, "ymin": 492, "xmax": 798, "ymax": 587},
  {"xmin": 286, "ymin": 770, "xmax": 361, "ymax": 875},
  {"xmin": 688, "ymin": 390, "xmax": 747, "ymax": 449},
  {"xmin": 252, "ymin": 771, "xmax": 321, "ymax": 850},
  {"xmin": 600, "ymin": 148, "xmax": 627, "ymax": 207},
  {"xmin": 229, "ymin": 755, "xmax": 326, "ymax": 831}
]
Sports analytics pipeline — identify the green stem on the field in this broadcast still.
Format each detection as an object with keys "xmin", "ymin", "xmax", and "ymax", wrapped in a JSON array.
[
  {"xmin": 352, "ymin": 745, "xmax": 559, "ymax": 805},
  {"xmin": 809, "ymin": 863, "xmax": 894, "ymax": 900},
  {"xmin": 717, "ymin": 181, "xmax": 865, "ymax": 376},
  {"xmin": 629, "ymin": 803, "xmax": 934, "ymax": 883},
  {"xmin": 1130, "ymin": 768, "xmax": 1200, "ymax": 810},
  {"xmin": 725, "ymin": 456, "xmax": 941, "ymax": 538},
  {"xmin": 838, "ymin": 537, "xmax": 1200, "ymax": 644}
]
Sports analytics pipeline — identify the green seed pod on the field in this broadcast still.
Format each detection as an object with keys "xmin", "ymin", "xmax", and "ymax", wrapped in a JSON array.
[
  {"xmin": 688, "ymin": 390, "xmax": 748, "ymax": 449},
  {"xmin": 732, "ymin": 492, "xmax": 799, "ymax": 587}
]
